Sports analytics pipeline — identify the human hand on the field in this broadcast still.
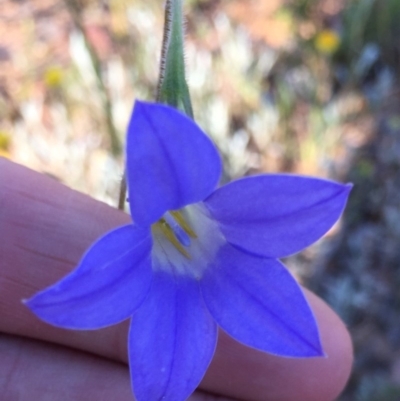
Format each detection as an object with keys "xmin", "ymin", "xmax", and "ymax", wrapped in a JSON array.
[{"xmin": 0, "ymin": 158, "xmax": 352, "ymax": 401}]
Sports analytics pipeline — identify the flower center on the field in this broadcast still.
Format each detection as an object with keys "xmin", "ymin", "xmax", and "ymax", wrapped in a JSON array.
[
  {"xmin": 155, "ymin": 211, "xmax": 197, "ymax": 258},
  {"xmin": 151, "ymin": 204, "xmax": 225, "ymax": 278}
]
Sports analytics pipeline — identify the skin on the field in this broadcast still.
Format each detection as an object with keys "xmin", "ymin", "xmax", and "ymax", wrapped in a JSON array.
[{"xmin": 0, "ymin": 158, "xmax": 353, "ymax": 401}]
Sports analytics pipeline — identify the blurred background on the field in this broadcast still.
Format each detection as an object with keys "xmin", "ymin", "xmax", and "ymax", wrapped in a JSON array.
[{"xmin": 1, "ymin": 0, "xmax": 400, "ymax": 399}]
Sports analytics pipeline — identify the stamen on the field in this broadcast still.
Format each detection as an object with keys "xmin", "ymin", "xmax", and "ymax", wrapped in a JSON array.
[
  {"xmin": 151, "ymin": 204, "xmax": 226, "ymax": 277},
  {"xmin": 157, "ymin": 220, "xmax": 190, "ymax": 259},
  {"xmin": 171, "ymin": 210, "xmax": 197, "ymax": 238},
  {"xmin": 164, "ymin": 212, "xmax": 191, "ymax": 247}
]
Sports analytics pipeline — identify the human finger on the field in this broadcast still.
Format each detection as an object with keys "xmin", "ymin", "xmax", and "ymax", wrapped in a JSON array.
[
  {"xmin": 0, "ymin": 334, "xmax": 236, "ymax": 401},
  {"xmin": 0, "ymin": 159, "xmax": 352, "ymax": 401}
]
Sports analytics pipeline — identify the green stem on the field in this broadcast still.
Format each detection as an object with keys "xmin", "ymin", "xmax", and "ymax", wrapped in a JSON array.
[
  {"xmin": 119, "ymin": 0, "xmax": 193, "ymax": 210},
  {"xmin": 157, "ymin": 0, "xmax": 193, "ymax": 118}
]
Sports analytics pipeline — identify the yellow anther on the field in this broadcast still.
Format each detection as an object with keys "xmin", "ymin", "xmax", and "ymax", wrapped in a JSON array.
[
  {"xmin": 155, "ymin": 219, "xmax": 191, "ymax": 259},
  {"xmin": 171, "ymin": 210, "xmax": 197, "ymax": 238}
]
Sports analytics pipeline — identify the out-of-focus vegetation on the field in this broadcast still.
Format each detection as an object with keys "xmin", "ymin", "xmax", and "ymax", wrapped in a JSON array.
[
  {"xmin": 0, "ymin": 0, "xmax": 360, "ymax": 200},
  {"xmin": 2, "ymin": 0, "xmax": 400, "ymax": 399}
]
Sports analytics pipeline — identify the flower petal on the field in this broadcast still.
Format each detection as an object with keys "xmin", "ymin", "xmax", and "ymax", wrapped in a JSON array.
[
  {"xmin": 200, "ymin": 244, "xmax": 323, "ymax": 357},
  {"xmin": 126, "ymin": 101, "xmax": 222, "ymax": 226},
  {"xmin": 26, "ymin": 225, "xmax": 153, "ymax": 329},
  {"xmin": 129, "ymin": 271, "xmax": 217, "ymax": 401},
  {"xmin": 205, "ymin": 174, "xmax": 352, "ymax": 258}
]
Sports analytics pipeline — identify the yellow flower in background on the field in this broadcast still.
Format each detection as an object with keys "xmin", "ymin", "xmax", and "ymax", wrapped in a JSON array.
[
  {"xmin": 315, "ymin": 29, "xmax": 340, "ymax": 55},
  {"xmin": 0, "ymin": 131, "xmax": 11, "ymax": 158},
  {"xmin": 44, "ymin": 66, "xmax": 64, "ymax": 88}
]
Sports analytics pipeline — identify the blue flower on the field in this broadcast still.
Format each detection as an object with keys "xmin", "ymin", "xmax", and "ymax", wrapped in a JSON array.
[{"xmin": 26, "ymin": 101, "xmax": 351, "ymax": 401}]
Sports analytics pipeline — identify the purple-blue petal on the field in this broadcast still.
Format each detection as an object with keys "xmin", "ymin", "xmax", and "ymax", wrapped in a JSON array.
[
  {"xmin": 129, "ymin": 271, "xmax": 217, "ymax": 401},
  {"xmin": 200, "ymin": 243, "xmax": 323, "ymax": 357},
  {"xmin": 126, "ymin": 101, "xmax": 222, "ymax": 226},
  {"xmin": 26, "ymin": 225, "xmax": 153, "ymax": 329},
  {"xmin": 205, "ymin": 174, "xmax": 352, "ymax": 258}
]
